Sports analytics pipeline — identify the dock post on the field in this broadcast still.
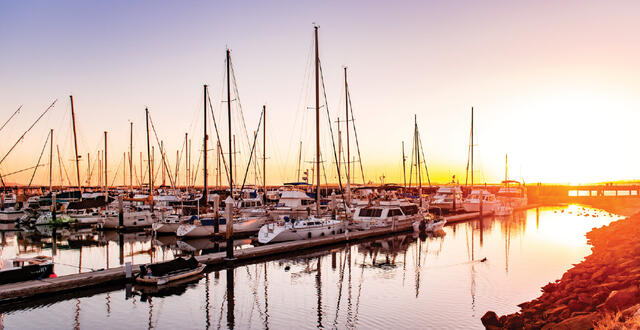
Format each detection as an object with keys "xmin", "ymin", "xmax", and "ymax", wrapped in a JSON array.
[
  {"xmin": 225, "ymin": 196, "xmax": 234, "ymax": 259},
  {"xmin": 226, "ymin": 268, "xmax": 235, "ymax": 328},
  {"xmin": 452, "ymin": 188, "xmax": 456, "ymax": 212},
  {"xmin": 118, "ymin": 195, "xmax": 124, "ymax": 228},
  {"xmin": 125, "ymin": 261, "xmax": 132, "ymax": 279},
  {"xmin": 213, "ymin": 194, "xmax": 220, "ymax": 234},
  {"xmin": 51, "ymin": 192, "xmax": 57, "ymax": 223},
  {"xmin": 479, "ymin": 190, "xmax": 483, "ymax": 217}
]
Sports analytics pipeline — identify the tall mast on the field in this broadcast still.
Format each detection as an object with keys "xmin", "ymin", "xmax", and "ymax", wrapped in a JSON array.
[
  {"xmin": 161, "ymin": 141, "xmax": 165, "ymax": 187},
  {"xmin": 86, "ymin": 153, "xmax": 90, "ymax": 186},
  {"xmin": 415, "ymin": 115, "xmax": 422, "ymax": 206},
  {"xmin": 129, "ymin": 122, "xmax": 133, "ymax": 192},
  {"xmin": 263, "ymin": 105, "xmax": 266, "ymax": 202},
  {"xmin": 296, "ymin": 141, "xmax": 302, "ymax": 182},
  {"xmin": 203, "ymin": 84, "xmax": 209, "ymax": 204},
  {"xmin": 227, "ymin": 49, "xmax": 233, "ymax": 200},
  {"xmin": 145, "ymin": 108, "xmax": 153, "ymax": 209},
  {"xmin": 217, "ymin": 143, "xmax": 221, "ymax": 189},
  {"xmin": 123, "ymin": 152, "xmax": 126, "ymax": 187},
  {"xmin": 314, "ymin": 25, "xmax": 320, "ymax": 216},
  {"xmin": 49, "ymin": 129, "xmax": 53, "ymax": 192},
  {"xmin": 69, "ymin": 95, "xmax": 82, "ymax": 197},
  {"xmin": 139, "ymin": 152, "xmax": 143, "ymax": 189},
  {"xmin": 233, "ymin": 135, "xmax": 236, "ymax": 187},
  {"xmin": 184, "ymin": 133, "xmax": 188, "ymax": 189},
  {"xmin": 471, "ymin": 107, "xmax": 474, "ymax": 187},
  {"xmin": 505, "ymin": 153, "xmax": 508, "ymax": 182},
  {"xmin": 104, "ymin": 131, "xmax": 108, "ymax": 202},
  {"xmin": 344, "ymin": 67, "xmax": 351, "ymax": 203},
  {"xmin": 402, "ymin": 141, "xmax": 406, "ymax": 188}
]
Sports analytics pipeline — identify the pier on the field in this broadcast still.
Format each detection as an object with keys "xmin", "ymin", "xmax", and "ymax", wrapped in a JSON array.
[{"xmin": 0, "ymin": 222, "xmax": 417, "ymax": 302}]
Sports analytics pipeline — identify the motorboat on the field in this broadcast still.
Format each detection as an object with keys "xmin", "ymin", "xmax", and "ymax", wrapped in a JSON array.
[
  {"xmin": 35, "ymin": 212, "xmax": 74, "ymax": 226},
  {"xmin": 270, "ymin": 190, "xmax": 316, "ymax": 216},
  {"xmin": 152, "ymin": 214, "xmax": 183, "ymax": 235},
  {"xmin": 176, "ymin": 214, "xmax": 267, "ymax": 238},
  {"xmin": 136, "ymin": 256, "xmax": 205, "ymax": 286},
  {"xmin": 67, "ymin": 208, "xmax": 104, "ymax": 226},
  {"xmin": 496, "ymin": 180, "xmax": 528, "ymax": 209},
  {"xmin": 0, "ymin": 256, "xmax": 55, "ymax": 285},
  {"xmin": 257, "ymin": 217, "xmax": 344, "ymax": 244},
  {"xmin": 412, "ymin": 217, "xmax": 446, "ymax": 232},
  {"xmin": 462, "ymin": 190, "xmax": 500, "ymax": 213},
  {"xmin": 351, "ymin": 201, "xmax": 422, "ymax": 230},
  {"xmin": 0, "ymin": 207, "xmax": 24, "ymax": 223},
  {"xmin": 430, "ymin": 186, "xmax": 463, "ymax": 211},
  {"xmin": 494, "ymin": 204, "xmax": 513, "ymax": 216},
  {"xmin": 100, "ymin": 209, "xmax": 154, "ymax": 229}
]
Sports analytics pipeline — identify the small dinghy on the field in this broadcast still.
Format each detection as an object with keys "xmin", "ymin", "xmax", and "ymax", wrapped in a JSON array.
[
  {"xmin": 412, "ymin": 207, "xmax": 446, "ymax": 233},
  {"xmin": 412, "ymin": 218, "xmax": 447, "ymax": 233},
  {"xmin": 136, "ymin": 256, "xmax": 206, "ymax": 286}
]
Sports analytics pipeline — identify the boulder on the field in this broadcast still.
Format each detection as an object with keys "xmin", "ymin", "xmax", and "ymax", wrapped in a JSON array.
[
  {"xmin": 603, "ymin": 286, "xmax": 639, "ymax": 311},
  {"xmin": 551, "ymin": 314, "xmax": 595, "ymax": 330},
  {"xmin": 481, "ymin": 311, "xmax": 501, "ymax": 328}
]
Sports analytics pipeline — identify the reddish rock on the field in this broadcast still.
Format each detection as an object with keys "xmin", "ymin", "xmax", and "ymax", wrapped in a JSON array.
[
  {"xmin": 543, "ymin": 305, "xmax": 568, "ymax": 319},
  {"xmin": 603, "ymin": 286, "xmax": 639, "ymax": 311},
  {"xmin": 552, "ymin": 314, "xmax": 595, "ymax": 330},
  {"xmin": 503, "ymin": 314, "xmax": 524, "ymax": 329},
  {"xmin": 481, "ymin": 311, "xmax": 501, "ymax": 328},
  {"xmin": 567, "ymin": 299, "xmax": 589, "ymax": 313}
]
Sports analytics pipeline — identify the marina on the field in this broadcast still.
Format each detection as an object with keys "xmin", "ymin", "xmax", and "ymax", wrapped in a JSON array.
[
  {"xmin": 0, "ymin": 205, "xmax": 623, "ymax": 328},
  {"xmin": 3, "ymin": 1, "xmax": 640, "ymax": 328}
]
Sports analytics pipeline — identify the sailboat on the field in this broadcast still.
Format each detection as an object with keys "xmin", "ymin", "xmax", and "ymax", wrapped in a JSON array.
[
  {"xmin": 461, "ymin": 107, "xmax": 499, "ymax": 214},
  {"xmin": 258, "ymin": 26, "xmax": 343, "ymax": 244}
]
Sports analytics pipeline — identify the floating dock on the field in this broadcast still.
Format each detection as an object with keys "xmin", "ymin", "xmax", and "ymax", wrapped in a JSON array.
[
  {"xmin": 0, "ymin": 205, "xmax": 544, "ymax": 303},
  {"xmin": 0, "ymin": 222, "xmax": 413, "ymax": 302}
]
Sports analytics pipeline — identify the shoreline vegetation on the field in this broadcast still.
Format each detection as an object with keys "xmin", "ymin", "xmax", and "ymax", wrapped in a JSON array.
[{"xmin": 482, "ymin": 202, "xmax": 640, "ymax": 329}]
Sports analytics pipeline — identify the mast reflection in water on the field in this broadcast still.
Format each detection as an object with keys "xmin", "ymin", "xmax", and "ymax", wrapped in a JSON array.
[{"xmin": 0, "ymin": 205, "xmax": 623, "ymax": 329}]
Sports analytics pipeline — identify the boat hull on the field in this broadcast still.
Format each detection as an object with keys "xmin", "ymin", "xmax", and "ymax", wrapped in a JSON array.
[
  {"xmin": 136, "ymin": 264, "xmax": 206, "ymax": 286},
  {"xmin": 0, "ymin": 263, "xmax": 54, "ymax": 285},
  {"xmin": 258, "ymin": 221, "xmax": 344, "ymax": 244}
]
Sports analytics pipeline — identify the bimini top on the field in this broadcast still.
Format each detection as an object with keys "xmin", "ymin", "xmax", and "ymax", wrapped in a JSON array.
[{"xmin": 283, "ymin": 182, "xmax": 312, "ymax": 186}]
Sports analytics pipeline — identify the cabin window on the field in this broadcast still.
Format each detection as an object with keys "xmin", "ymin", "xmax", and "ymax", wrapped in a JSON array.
[
  {"xmin": 358, "ymin": 208, "xmax": 383, "ymax": 217},
  {"xmin": 388, "ymin": 209, "xmax": 403, "ymax": 217},
  {"xmin": 400, "ymin": 205, "xmax": 418, "ymax": 215}
]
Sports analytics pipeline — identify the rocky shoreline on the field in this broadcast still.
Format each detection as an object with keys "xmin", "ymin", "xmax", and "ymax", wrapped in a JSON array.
[{"xmin": 482, "ymin": 213, "xmax": 640, "ymax": 329}]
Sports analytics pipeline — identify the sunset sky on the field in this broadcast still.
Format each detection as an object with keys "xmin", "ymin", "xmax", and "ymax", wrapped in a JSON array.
[{"xmin": 1, "ymin": 1, "xmax": 640, "ymax": 187}]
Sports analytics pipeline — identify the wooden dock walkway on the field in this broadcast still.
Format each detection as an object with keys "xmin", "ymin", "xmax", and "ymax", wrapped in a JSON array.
[
  {"xmin": 0, "ymin": 222, "xmax": 413, "ymax": 302},
  {"xmin": 0, "ymin": 204, "xmax": 545, "ymax": 303}
]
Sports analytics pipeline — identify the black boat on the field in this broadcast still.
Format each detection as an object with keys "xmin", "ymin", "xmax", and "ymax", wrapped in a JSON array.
[
  {"xmin": 0, "ymin": 256, "xmax": 55, "ymax": 285},
  {"xmin": 136, "ymin": 256, "xmax": 205, "ymax": 286}
]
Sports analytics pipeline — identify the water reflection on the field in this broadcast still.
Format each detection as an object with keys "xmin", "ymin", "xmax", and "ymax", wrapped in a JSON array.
[{"xmin": 0, "ymin": 205, "xmax": 624, "ymax": 329}]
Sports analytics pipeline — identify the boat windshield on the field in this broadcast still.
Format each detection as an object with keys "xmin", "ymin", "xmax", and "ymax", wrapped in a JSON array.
[{"xmin": 357, "ymin": 208, "xmax": 383, "ymax": 217}]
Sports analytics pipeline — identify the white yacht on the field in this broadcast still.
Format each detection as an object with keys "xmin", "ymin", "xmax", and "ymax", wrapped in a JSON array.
[
  {"xmin": 462, "ymin": 190, "xmax": 500, "ymax": 213},
  {"xmin": 152, "ymin": 214, "xmax": 183, "ymax": 234},
  {"xmin": 270, "ymin": 190, "xmax": 316, "ymax": 216},
  {"xmin": 257, "ymin": 217, "xmax": 344, "ymax": 244},
  {"xmin": 496, "ymin": 180, "xmax": 528, "ymax": 209},
  {"xmin": 430, "ymin": 186, "xmax": 463, "ymax": 211},
  {"xmin": 351, "ymin": 201, "xmax": 422, "ymax": 230},
  {"xmin": 176, "ymin": 214, "xmax": 267, "ymax": 238},
  {"xmin": 67, "ymin": 208, "xmax": 104, "ymax": 226},
  {"xmin": 0, "ymin": 207, "xmax": 24, "ymax": 223},
  {"xmin": 100, "ymin": 209, "xmax": 154, "ymax": 229}
]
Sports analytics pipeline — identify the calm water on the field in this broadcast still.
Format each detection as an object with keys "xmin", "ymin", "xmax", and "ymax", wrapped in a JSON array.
[{"xmin": 0, "ymin": 205, "xmax": 623, "ymax": 329}]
